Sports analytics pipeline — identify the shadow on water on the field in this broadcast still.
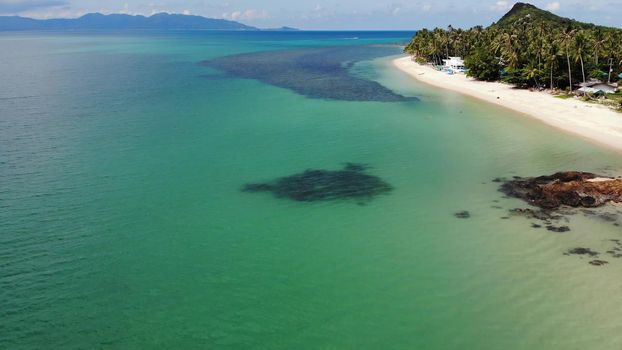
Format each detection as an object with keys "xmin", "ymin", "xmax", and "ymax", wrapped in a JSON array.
[
  {"xmin": 243, "ymin": 163, "xmax": 393, "ymax": 203},
  {"xmin": 202, "ymin": 45, "xmax": 419, "ymax": 102}
]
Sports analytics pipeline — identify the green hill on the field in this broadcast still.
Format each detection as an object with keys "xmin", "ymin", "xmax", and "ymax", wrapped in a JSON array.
[{"xmin": 494, "ymin": 2, "xmax": 598, "ymax": 29}]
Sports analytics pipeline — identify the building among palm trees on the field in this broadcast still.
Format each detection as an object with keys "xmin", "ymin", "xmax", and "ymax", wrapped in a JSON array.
[
  {"xmin": 442, "ymin": 57, "xmax": 465, "ymax": 73},
  {"xmin": 577, "ymin": 80, "xmax": 618, "ymax": 95}
]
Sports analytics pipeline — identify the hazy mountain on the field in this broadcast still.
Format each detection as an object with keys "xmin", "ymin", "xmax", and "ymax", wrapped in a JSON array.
[
  {"xmin": 0, "ymin": 13, "xmax": 258, "ymax": 31},
  {"xmin": 263, "ymin": 26, "xmax": 300, "ymax": 31}
]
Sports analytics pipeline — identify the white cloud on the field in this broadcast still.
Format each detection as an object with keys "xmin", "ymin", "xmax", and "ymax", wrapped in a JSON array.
[
  {"xmin": 17, "ymin": 7, "xmax": 83, "ymax": 18},
  {"xmin": 0, "ymin": 0, "xmax": 67, "ymax": 13},
  {"xmin": 301, "ymin": 4, "xmax": 335, "ymax": 20},
  {"xmin": 421, "ymin": 4, "xmax": 432, "ymax": 12},
  {"xmin": 545, "ymin": 2, "xmax": 560, "ymax": 11},
  {"xmin": 388, "ymin": 3, "xmax": 401, "ymax": 16},
  {"xmin": 490, "ymin": 0, "xmax": 511, "ymax": 12},
  {"xmin": 222, "ymin": 9, "xmax": 269, "ymax": 21}
]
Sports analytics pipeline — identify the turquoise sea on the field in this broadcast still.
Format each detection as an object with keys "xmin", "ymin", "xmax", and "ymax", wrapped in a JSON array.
[{"xmin": 1, "ymin": 31, "xmax": 622, "ymax": 349}]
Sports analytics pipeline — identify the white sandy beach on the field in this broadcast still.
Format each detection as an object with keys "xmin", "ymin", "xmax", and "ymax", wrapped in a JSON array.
[{"xmin": 393, "ymin": 56, "xmax": 622, "ymax": 152}]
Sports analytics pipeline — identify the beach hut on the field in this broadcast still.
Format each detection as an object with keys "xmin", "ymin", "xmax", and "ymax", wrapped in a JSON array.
[
  {"xmin": 442, "ymin": 57, "xmax": 465, "ymax": 73},
  {"xmin": 577, "ymin": 80, "xmax": 618, "ymax": 95}
]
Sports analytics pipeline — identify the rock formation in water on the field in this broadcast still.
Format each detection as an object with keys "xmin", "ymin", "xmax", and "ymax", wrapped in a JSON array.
[
  {"xmin": 566, "ymin": 247, "xmax": 599, "ymax": 256},
  {"xmin": 243, "ymin": 163, "xmax": 392, "ymax": 202},
  {"xmin": 454, "ymin": 211, "xmax": 471, "ymax": 219},
  {"xmin": 546, "ymin": 225, "xmax": 570, "ymax": 232},
  {"xmin": 499, "ymin": 171, "xmax": 622, "ymax": 209}
]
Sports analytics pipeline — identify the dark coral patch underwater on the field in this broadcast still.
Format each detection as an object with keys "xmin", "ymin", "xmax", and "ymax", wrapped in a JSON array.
[
  {"xmin": 243, "ymin": 163, "xmax": 393, "ymax": 202},
  {"xmin": 202, "ymin": 46, "xmax": 418, "ymax": 102}
]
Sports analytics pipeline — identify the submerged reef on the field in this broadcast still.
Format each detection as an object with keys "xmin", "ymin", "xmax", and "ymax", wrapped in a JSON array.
[
  {"xmin": 202, "ymin": 46, "xmax": 418, "ymax": 102},
  {"xmin": 499, "ymin": 171, "xmax": 622, "ymax": 209},
  {"xmin": 243, "ymin": 163, "xmax": 392, "ymax": 202},
  {"xmin": 545, "ymin": 225, "xmax": 570, "ymax": 233},
  {"xmin": 454, "ymin": 211, "xmax": 471, "ymax": 219},
  {"xmin": 565, "ymin": 247, "xmax": 599, "ymax": 256}
]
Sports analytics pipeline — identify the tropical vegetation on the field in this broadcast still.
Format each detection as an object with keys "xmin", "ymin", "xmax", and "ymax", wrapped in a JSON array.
[{"xmin": 405, "ymin": 3, "xmax": 622, "ymax": 94}]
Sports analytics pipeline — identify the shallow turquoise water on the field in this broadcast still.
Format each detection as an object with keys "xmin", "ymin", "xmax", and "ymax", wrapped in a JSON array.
[{"xmin": 2, "ymin": 31, "xmax": 622, "ymax": 349}]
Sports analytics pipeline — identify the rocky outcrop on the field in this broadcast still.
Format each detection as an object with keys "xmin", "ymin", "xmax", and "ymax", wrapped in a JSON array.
[
  {"xmin": 454, "ymin": 211, "xmax": 471, "ymax": 219},
  {"xmin": 499, "ymin": 171, "xmax": 622, "ymax": 209}
]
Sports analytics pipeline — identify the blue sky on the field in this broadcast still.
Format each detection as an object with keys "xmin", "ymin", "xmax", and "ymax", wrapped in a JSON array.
[{"xmin": 0, "ymin": 0, "xmax": 620, "ymax": 29}]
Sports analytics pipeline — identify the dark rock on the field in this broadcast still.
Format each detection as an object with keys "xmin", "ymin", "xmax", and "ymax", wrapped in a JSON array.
[
  {"xmin": 605, "ymin": 250, "xmax": 622, "ymax": 258},
  {"xmin": 509, "ymin": 208, "xmax": 559, "ymax": 221},
  {"xmin": 588, "ymin": 260, "xmax": 609, "ymax": 266},
  {"xmin": 546, "ymin": 225, "xmax": 570, "ymax": 232},
  {"xmin": 454, "ymin": 211, "xmax": 471, "ymax": 219},
  {"xmin": 243, "ymin": 163, "xmax": 392, "ymax": 202},
  {"xmin": 499, "ymin": 171, "xmax": 622, "ymax": 210},
  {"xmin": 567, "ymin": 247, "xmax": 599, "ymax": 256},
  {"xmin": 531, "ymin": 223, "xmax": 542, "ymax": 228},
  {"xmin": 599, "ymin": 212, "xmax": 618, "ymax": 222}
]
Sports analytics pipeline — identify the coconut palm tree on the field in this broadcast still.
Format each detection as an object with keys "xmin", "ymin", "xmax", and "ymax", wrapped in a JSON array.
[
  {"xmin": 558, "ymin": 26, "xmax": 577, "ymax": 90},
  {"xmin": 592, "ymin": 29, "xmax": 606, "ymax": 66},
  {"xmin": 543, "ymin": 39, "xmax": 559, "ymax": 89},
  {"xmin": 493, "ymin": 32, "xmax": 519, "ymax": 69},
  {"xmin": 573, "ymin": 30, "xmax": 590, "ymax": 84},
  {"xmin": 524, "ymin": 62, "xmax": 542, "ymax": 88}
]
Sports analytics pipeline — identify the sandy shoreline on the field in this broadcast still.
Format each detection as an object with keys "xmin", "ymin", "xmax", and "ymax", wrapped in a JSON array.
[{"xmin": 393, "ymin": 56, "xmax": 622, "ymax": 152}]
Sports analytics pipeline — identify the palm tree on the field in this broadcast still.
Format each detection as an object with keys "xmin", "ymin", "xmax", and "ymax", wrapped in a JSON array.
[
  {"xmin": 558, "ymin": 26, "xmax": 577, "ymax": 90},
  {"xmin": 493, "ymin": 32, "xmax": 519, "ymax": 69},
  {"xmin": 573, "ymin": 30, "xmax": 589, "ymax": 84},
  {"xmin": 543, "ymin": 39, "xmax": 559, "ymax": 89},
  {"xmin": 592, "ymin": 29, "xmax": 606, "ymax": 66},
  {"xmin": 603, "ymin": 34, "xmax": 620, "ymax": 83},
  {"xmin": 524, "ymin": 62, "xmax": 542, "ymax": 88}
]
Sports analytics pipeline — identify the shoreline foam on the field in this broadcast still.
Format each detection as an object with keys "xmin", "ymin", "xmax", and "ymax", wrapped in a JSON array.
[{"xmin": 393, "ymin": 56, "xmax": 622, "ymax": 152}]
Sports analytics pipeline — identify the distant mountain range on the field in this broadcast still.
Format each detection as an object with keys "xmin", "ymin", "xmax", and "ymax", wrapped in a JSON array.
[
  {"xmin": 0, "ymin": 13, "xmax": 265, "ymax": 31},
  {"xmin": 263, "ymin": 26, "xmax": 300, "ymax": 32}
]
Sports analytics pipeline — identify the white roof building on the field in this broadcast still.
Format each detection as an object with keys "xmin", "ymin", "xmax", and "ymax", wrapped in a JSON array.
[
  {"xmin": 442, "ymin": 57, "xmax": 465, "ymax": 72},
  {"xmin": 577, "ymin": 80, "xmax": 618, "ymax": 94}
]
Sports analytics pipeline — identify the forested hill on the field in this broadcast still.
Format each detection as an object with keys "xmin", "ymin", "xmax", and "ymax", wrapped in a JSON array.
[
  {"xmin": 494, "ymin": 3, "xmax": 597, "ymax": 29},
  {"xmin": 405, "ymin": 2, "xmax": 622, "ymax": 90}
]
